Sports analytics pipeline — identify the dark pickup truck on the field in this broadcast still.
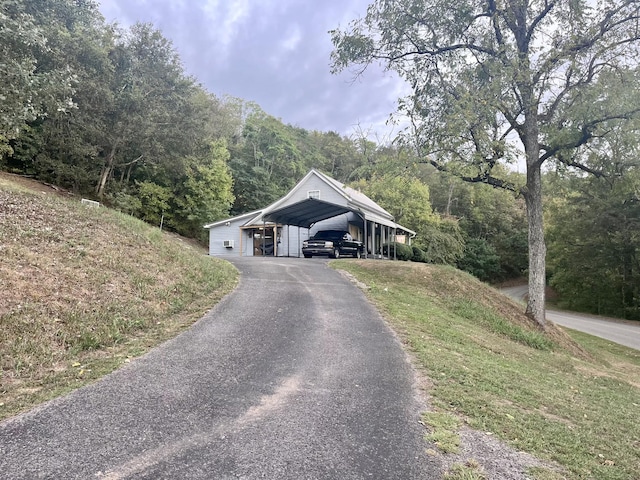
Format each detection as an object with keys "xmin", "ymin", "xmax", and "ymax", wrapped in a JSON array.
[{"xmin": 302, "ymin": 230, "xmax": 364, "ymax": 259}]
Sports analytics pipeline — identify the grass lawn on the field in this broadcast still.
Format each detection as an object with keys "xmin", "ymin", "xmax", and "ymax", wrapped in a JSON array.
[
  {"xmin": 333, "ymin": 260, "xmax": 640, "ymax": 480},
  {"xmin": 0, "ymin": 174, "xmax": 238, "ymax": 420}
]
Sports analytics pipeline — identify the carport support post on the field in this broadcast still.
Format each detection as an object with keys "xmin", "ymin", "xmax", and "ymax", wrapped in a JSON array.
[
  {"xmin": 394, "ymin": 227, "xmax": 397, "ymax": 261},
  {"xmin": 273, "ymin": 225, "xmax": 277, "ymax": 256},
  {"xmin": 364, "ymin": 219, "xmax": 368, "ymax": 259},
  {"xmin": 262, "ymin": 219, "xmax": 266, "ymax": 257},
  {"xmin": 372, "ymin": 223, "xmax": 376, "ymax": 259}
]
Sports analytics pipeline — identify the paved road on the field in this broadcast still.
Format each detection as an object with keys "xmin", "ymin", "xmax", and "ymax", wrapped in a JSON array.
[
  {"xmin": 501, "ymin": 286, "xmax": 640, "ymax": 350},
  {"xmin": 0, "ymin": 257, "xmax": 440, "ymax": 479}
]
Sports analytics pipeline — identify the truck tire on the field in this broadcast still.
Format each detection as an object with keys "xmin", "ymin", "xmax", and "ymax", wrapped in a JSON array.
[{"xmin": 332, "ymin": 248, "xmax": 340, "ymax": 259}]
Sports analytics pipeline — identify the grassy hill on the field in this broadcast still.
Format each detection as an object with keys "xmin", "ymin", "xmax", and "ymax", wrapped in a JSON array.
[
  {"xmin": 0, "ymin": 172, "xmax": 238, "ymax": 419},
  {"xmin": 333, "ymin": 260, "xmax": 640, "ymax": 480},
  {"xmin": 1, "ymin": 172, "xmax": 638, "ymax": 479}
]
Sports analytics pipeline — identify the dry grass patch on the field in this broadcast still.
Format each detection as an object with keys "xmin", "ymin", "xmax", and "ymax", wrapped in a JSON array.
[{"xmin": 0, "ymin": 175, "xmax": 237, "ymax": 419}]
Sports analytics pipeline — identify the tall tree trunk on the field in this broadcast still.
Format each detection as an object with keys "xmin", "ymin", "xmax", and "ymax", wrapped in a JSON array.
[
  {"xmin": 96, "ymin": 144, "xmax": 117, "ymax": 199},
  {"xmin": 523, "ymin": 119, "xmax": 547, "ymax": 327},
  {"xmin": 524, "ymin": 163, "xmax": 547, "ymax": 327}
]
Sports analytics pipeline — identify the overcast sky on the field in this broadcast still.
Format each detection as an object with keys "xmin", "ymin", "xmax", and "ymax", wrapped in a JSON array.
[{"xmin": 97, "ymin": 0, "xmax": 409, "ymax": 141}]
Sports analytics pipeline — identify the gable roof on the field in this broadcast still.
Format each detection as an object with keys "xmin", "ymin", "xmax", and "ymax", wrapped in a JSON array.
[
  {"xmin": 312, "ymin": 169, "xmax": 394, "ymax": 219},
  {"xmin": 205, "ymin": 169, "xmax": 416, "ymax": 236}
]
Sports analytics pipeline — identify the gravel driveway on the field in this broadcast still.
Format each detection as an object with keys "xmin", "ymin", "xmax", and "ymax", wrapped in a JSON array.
[{"xmin": 0, "ymin": 257, "xmax": 440, "ymax": 479}]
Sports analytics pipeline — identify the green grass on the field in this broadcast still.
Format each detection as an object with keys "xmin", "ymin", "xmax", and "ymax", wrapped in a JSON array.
[
  {"xmin": 333, "ymin": 260, "xmax": 640, "ymax": 480},
  {"xmin": 0, "ymin": 175, "xmax": 238, "ymax": 419},
  {"xmin": 444, "ymin": 462, "xmax": 487, "ymax": 480},
  {"xmin": 423, "ymin": 411, "xmax": 462, "ymax": 453}
]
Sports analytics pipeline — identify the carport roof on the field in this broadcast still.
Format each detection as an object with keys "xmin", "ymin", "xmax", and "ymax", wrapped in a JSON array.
[{"xmin": 263, "ymin": 198, "xmax": 356, "ymax": 228}]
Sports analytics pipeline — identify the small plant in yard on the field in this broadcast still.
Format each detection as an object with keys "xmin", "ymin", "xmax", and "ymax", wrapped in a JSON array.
[
  {"xmin": 422, "ymin": 411, "xmax": 461, "ymax": 454},
  {"xmin": 333, "ymin": 260, "xmax": 640, "ymax": 480},
  {"xmin": 444, "ymin": 461, "xmax": 487, "ymax": 480}
]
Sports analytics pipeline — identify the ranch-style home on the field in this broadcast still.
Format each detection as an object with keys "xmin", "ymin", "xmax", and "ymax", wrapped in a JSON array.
[{"xmin": 204, "ymin": 169, "xmax": 415, "ymax": 258}]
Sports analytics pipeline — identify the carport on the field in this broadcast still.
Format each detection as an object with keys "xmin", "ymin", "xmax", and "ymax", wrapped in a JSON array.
[{"xmin": 263, "ymin": 198, "xmax": 401, "ymax": 259}]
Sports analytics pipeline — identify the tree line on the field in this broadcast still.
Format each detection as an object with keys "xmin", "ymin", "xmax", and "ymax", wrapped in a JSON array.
[{"xmin": 1, "ymin": 0, "xmax": 638, "ymax": 320}]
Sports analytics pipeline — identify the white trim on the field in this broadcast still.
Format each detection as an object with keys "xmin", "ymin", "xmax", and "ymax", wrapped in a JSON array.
[{"xmin": 203, "ymin": 210, "xmax": 261, "ymax": 229}]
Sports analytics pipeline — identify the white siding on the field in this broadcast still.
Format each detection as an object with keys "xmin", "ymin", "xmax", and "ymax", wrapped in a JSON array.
[
  {"xmin": 280, "ymin": 175, "xmax": 348, "ymax": 208},
  {"xmin": 208, "ymin": 218, "xmax": 247, "ymax": 256},
  {"xmin": 276, "ymin": 225, "xmax": 310, "ymax": 257},
  {"xmin": 310, "ymin": 212, "xmax": 362, "ymax": 238}
]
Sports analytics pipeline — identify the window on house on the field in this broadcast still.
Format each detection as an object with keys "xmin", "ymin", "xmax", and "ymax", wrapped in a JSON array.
[{"xmin": 307, "ymin": 190, "xmax": 320, "ymax": 199}]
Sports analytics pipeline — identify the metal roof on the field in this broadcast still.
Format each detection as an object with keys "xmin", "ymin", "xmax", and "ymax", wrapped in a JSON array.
[{"xmin": 263, "ymin": 198, "xmax": 358, "ymax": 228}]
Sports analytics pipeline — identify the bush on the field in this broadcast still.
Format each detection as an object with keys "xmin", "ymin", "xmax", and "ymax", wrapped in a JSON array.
[
  {"xmin": 457, "ymin": 238, "xmax": 501, "ymax": 282},
  {"xmin": 417, "ymin": 221, "xmax": 465, "ymax": 265},
  {"xmin": 412, "ymin": 245, "xmax": 427, "ymax": 263},
  {"xmin": 382, "ymin": 242, "xmax": 413, "ymax": 261}
]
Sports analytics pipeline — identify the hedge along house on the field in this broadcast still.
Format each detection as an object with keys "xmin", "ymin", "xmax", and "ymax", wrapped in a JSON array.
[{"xmin": 204, "ymin": 169, "xmax": 416, "ymax": 258}]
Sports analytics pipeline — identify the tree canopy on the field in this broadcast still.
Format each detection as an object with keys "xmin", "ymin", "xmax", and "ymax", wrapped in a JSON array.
[{"xmin": 331, "ymin": 0, "xmax": 640, "ymax": 325}]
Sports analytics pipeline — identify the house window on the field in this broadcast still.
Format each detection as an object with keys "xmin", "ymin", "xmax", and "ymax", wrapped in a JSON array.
[{"xmin": 307, "ymin": 190, "xmax": 320, "ymax": 199}]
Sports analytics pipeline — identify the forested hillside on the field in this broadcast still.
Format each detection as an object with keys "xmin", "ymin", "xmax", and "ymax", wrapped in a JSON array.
[{"xmin": 1, "ymin": 0, "xmax": 639, "ymax": 319}]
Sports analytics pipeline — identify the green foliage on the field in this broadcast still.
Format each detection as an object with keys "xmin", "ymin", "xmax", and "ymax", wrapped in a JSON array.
[
  {"xmin": 382, "ymin": 242, "xmax": 413, "ymax": 261},
  {"xmin": 547, "ymin": 168, "xmax": 640, "ymax": 320},
  {"xmin": 0, "ymin": 0, "xmax": 75, "ymax": 143},
  {"xmin": 332, "ymin": 0, "xmax": 640, "ymax": 325},
  {"xmin": 135, "ymin": 181, "xmax": 171, "ymax": 227},
  {"xmin": 457, "ymin": 238, "xmax": 501, "ymax": 282},
  {"xmin": 351, "ymin": 173, "xmax": 465, "ymax": 264},
  {"xmin": 411, "ymin": 245, "xmax": 427, "ymax": 263},
  {"xmin": 109, "ymin": 190, "xmax": 142, "ymax": 216},
  {"xmin": 351, "ymin": 173, "xmax": 437, "ymax": 227},
  {"xmin": 229, "ymin": 108, "xmax": 309, "ymax": 213},
  {"xmin": 419, "ymin": 220, "xmax": 465, "ymax": 265},
  {"xmin": 423, "ymin": 169, "xmax": 528, "ymax": 280},
  {"xmin": 170, "ymin": 140, "xmax": 235, "ymax": 240}
]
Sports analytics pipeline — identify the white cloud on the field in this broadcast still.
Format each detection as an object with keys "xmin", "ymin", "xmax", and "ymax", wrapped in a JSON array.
[
  {"xmin": 280, "ymin": 24, "xmax": 302, "ymax": 52},
  {"xmin": 97, "ymin": 0, "xmax": 408, "ymax": 140}
]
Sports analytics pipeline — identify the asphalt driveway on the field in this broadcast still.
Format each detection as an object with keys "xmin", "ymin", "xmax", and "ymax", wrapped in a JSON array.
[{"xmin": 0, "ymin": 257, "xmax": 440, "ymax": 479}]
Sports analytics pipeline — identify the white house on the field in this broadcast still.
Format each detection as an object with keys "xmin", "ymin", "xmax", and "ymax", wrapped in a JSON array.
[{"xmin": 204, "ymin": 169, "xmax": 415, "ymax": 258}]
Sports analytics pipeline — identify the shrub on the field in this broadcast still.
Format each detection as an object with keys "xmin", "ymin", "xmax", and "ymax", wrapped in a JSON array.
[
  {"xmin": 457, "ymin": 238, "xmax": 501, "ymax": 282},
  {"xmin": 412, "ymin": 245, "xmax": 427, "ymax": 263},
  {"xmin": 382, "ymin": 242, "xmax": 413, "ymax": 261}
]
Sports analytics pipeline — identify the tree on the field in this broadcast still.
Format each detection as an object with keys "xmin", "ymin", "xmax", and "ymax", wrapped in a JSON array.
[
  {"xmin": 5, "ymin": 0, "xmax": 113, "ymax": 192},
  {"xmin": 546, "ymin": 119, "xmax": 640, "ymax": 319},
  {"xmin": 228, "ymin": 109, "xmax": 306, "ymax": 213},
  {"xmin": 0, "ymin": 0, "xmax": 76, "ymax": 154},
  {"xmin": 351, "ymin": 173, "xmax": 465, "ymax": 264},
  {"xmin": 331, "ymin": 0, "xmax": 640, "ymax": 326},
  {"xmin": 94, "ymin": 22, "xmax": 197, "ymax": 198},
  {"xmin": 424, "ymin": 169, "xmax": 528, "ymax": 280},
  {"xmin": 171, "ymin": 140, "xmax": 235, "ymax": 240}
]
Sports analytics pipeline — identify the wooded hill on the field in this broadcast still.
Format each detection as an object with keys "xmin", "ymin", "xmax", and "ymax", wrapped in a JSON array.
[{"xmin": 1, "ymin": 0, "xmax": 638, "ymax": 320}]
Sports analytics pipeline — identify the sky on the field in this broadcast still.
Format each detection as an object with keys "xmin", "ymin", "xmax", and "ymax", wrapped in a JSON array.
[{"xmin": 97, "ymin": 0, "xmax": 410, "ymax": 142}]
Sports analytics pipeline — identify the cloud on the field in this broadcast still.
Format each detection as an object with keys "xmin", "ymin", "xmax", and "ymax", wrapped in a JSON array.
[{"xmin": 98, "ymin": 0, "xmax": 409, "ymax": 140}]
